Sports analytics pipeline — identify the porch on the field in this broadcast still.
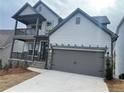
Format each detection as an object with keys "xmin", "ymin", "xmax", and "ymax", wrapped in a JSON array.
[
  {"xmin": 11, "ymin": 51, "xmax": 46, "ymax": 62},
  {"xmin": 8, "ymin": 57, "xmax": 46, "ymax": 69},
  {"xmin": 9, "ymin": 41, "xmax": 48, "ymax": 68},
  {"xmin": 10, "ymin": 37, "xmax": 49, "ymax": 68},
  {"xmin": 10, "ymin": 4, "xmax": 48, "ymax": 68}
]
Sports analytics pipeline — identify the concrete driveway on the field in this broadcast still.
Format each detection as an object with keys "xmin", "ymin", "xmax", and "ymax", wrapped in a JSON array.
[{"xmin": 5, "ymin": 68, "xmax": 108, "ymax": 92}]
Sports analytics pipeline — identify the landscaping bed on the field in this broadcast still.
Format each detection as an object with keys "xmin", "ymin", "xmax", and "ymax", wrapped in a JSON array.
[
  {"xmin": 0, "ymin": 67, "xmax": 39, "ymax": 91},
  {"xmin": 0, "ymin": 67, "xmax": 30, "ymax": 76},
  {"xmin": 106, "ymin": 79, "xmax": 124, "ymax": 92}
]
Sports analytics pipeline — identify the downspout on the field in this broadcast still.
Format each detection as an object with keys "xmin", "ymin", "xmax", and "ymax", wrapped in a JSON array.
[
  {"xmin": 111, "ymin": 37, "xmax": 114, "ymax": 74},
  {"xmin": 111, "ymin": 35, "xmax": 118, "ymax": 77}
]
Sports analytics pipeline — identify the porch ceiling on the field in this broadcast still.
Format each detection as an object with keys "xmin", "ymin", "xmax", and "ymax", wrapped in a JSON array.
[
  {"xmin": 14, "ymin": 35, "xmax": 49, "ymax": 42},
  {"xmin": 34, "ymin": 35, "xmax": 49, "ymax": 41},
  {"xmin": 14, "ymin": 14, "xmax": 46, "ymax": 25}
]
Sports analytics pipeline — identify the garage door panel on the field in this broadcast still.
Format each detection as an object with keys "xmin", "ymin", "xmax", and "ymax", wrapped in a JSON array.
[{"xmin": 51, "ymin": 49, "xmax": 104, "ymax": 77}]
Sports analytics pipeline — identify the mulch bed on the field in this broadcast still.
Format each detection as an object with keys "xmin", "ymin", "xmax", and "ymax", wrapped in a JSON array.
[
  {"xmin": 105, "ymin": 79, "xmax": 124, "ymax": 92},
  {"xmin": 0, "ymin": 67, "xmax": 39, "ymax": 91},
  {"xmin": 0, "ymin": 67, "xmax": 31, "ymax": 76}
]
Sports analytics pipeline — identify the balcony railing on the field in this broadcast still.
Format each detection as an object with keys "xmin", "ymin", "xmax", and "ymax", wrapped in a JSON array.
[
  {"xmin": 11, "ymin": 52, "xmax": 47, "ymax": 61},
  {"xmin": 15, "ymin": 28, "xmax": 49, "ymax": 36},
  {"xmin": 15, "ymin": 28, "xmax": 36, "ymax": 35}
]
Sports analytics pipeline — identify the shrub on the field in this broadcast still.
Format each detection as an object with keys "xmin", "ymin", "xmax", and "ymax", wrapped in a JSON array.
[
  {"xmin": 13, "ymin": 61, "xmax": 20, "ymax": 68},
  {"xmin": 119, "ymin": 73, "xmax": 124, "ymax": 79},
  {"xmin": 15, "ymin": 61, "xmax": 20, "ymax": 68},
  {"xmin": 23, "ymin": 62, "xmax": 29, "ymax": 69},
  {"xmin": 0, "ymin": 59, "xmax": 2, "ymax": 70},
  {"xmin": 9, "ymin": 61, "xmax": 12, "ymax": 68},
  {"xmin": 105, "ymin": 52, "xmax": 113, "ymax": 80},
  {"xmin": 3, "ymin": 64, "xmax": 9, "ymax": 71},
  {"xmin": 106, "ymin": 67, "xmax": 113, "ymax": 80}
]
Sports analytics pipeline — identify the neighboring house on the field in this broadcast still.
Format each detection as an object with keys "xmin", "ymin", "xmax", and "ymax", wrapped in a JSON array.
[
  {"xmin": 48, "ymin": 8, "xmax": 117, "ymax": 77},
  {"xmin": 115, "ymin": 17, "xmax": 124, "ymax": 78},
  {"xmin": 10, "ymin": 0, "xmax": 117, "ymax": 77},
  {"xmin": 0, "ymin": 30, "xmax": 14, "ymax": 67}
]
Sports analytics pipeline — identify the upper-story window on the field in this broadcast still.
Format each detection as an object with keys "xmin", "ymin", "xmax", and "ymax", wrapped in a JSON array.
[
  {"xmin": 76, "ymin": 17, "xmax": 80, "ymax": 24},
  {"xmin": 38, "ymin": 6, "xmax": 42, "ymax": 12},
  {"xmin": 47, "ymin": 21, "xmax": 52, "ymax": 26},
  {"xmin": 47, "ymin": 20, "xmax": 54, "ymax": 27},
  {"xmin": 32, "ymin": 25, "xmax": 41, "ymax": 29}
]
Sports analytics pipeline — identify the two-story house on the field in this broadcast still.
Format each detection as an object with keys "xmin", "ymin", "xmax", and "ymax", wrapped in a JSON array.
[{"xmin": 9, "ymin": 0, "xmax": 118, "ymax": 77}]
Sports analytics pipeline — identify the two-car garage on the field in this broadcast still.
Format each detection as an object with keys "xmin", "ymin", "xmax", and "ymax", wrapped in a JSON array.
[
  {"xmin": 50, "ymin": 47, "xmax": 105, "ymax": 77},
  {"xmin": 48, "ymin": 7, "xmax": 117, "ymax": 78}
]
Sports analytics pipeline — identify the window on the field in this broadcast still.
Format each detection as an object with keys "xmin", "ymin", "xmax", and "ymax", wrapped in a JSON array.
[
  {"xmin": 47, "ymin": 21, "xmax": 52, "ymax": 26},
  {"xmin": 28, "ymin": 43, "xmax": 34, "ymax": 55},
  {"xmin": 38, "ymin": 6, "xmax": 42, "ymax": 12},
  {"xmin": 32, "ymin": 25, "xmax": 41, "ymax": 29},
  {"xmin": 47, "ymin": 20, "xmax": 54, "ymax": 27},
  {"xmin": 28, "ymin": 43, "xmax": 34, "ymax": 50},
  {"xmin": 76, "ymin": 17, "xmax": 80, "ymax": 24},
  {"xmin": 27, "ymin": 43, "xmax": 39, "ymax": 55}
]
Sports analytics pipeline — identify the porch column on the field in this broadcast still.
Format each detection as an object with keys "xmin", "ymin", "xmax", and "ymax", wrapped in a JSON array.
[
  {"xmin": 32, "ymin": 16, "xmax": 40, "ymax": 61},
  {"xmin": 10, "ymin": 20, "xmax": 18, "ymax": 58},
  {"xmin": 21, "ymin": 41, "xmax": 25, "ymax": 59},
  {"xmin": 36, "ymin": 16, "xmax": 40, "ymax": 36}
]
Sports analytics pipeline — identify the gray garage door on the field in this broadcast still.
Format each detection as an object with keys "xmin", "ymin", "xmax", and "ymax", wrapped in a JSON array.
[{"xmin": 51, "ymin": 49, "xmax": 105, "ymax": 77}]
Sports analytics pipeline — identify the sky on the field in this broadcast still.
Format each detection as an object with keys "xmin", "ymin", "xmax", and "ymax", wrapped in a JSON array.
[{"xmin": 0, "ymin": 0, "xmax": 124, "ymax": 32}]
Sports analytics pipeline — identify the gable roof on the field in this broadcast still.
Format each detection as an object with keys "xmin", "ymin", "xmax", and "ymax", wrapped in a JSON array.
[
  {"xmin": 12, "ymin": 2, "xmax": 46, "ymax": 25},
  {"xmin": 50, "ymin": 8, "xmax": 118, "ymax": 41},
  {"xmin": 92, "ymin": 16, "xmax": 110, "ymax": 25},
  {"xmin": 33, "ymin": 0, "xmax": 62, "ymax": 20},
  {"xmin": 116, "ymin": 16, "xmax": 124, "ymax": 35},
  {"xmin": 12, "ymin": 3, "xmax": 40, "ymax": 18}
]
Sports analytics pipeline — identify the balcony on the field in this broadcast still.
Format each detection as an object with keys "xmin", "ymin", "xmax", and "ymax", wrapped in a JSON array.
[
  {"xmin": 14, "ymin": 28, "xmax": 36, "ymax": 41},
  {"xmin": 15, "ymin": 28, "xmax": 36, "ymax": 35},
  {"xmin": 14, "ymin": 28, "xmax": 49, "ymax": 41}
]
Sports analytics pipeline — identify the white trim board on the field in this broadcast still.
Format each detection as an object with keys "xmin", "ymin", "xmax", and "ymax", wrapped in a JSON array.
[{"xmin": 52, "ymin": 47, "xmax": 106, "ymax": 53}]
